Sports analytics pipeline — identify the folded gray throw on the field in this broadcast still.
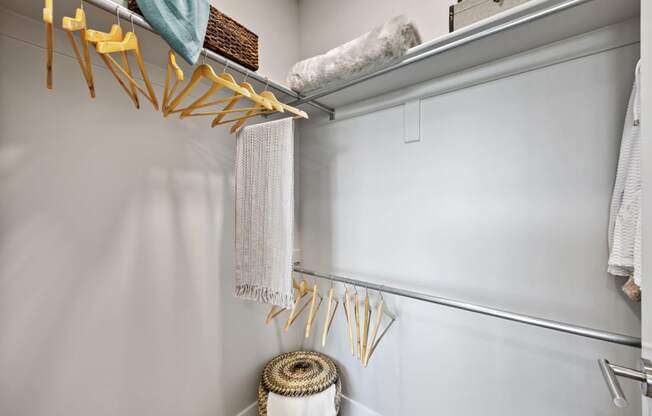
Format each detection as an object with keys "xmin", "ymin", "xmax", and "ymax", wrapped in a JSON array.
[{"xmin": 287, "ymin": 15, "xmax": 422, "ymax": 94}]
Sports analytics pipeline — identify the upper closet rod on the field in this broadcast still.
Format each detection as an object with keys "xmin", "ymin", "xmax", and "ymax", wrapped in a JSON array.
[
  {"xmin": 289, "ymin": 0, "xmax": 599, "ymax": 106},
  {"xmin": 293, "ymin": 266, "xmax": 642, "ymax": 348},
  {"xmin": 81, "ymin": 0, "xmax": 335, "ymax": 117}
]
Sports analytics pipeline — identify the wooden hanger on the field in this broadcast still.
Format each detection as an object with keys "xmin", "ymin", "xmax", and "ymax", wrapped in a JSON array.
[
  {"xmin": 162, "ymin": 50, "xmax": 184, "ymax": 115},
  {"xmin": 62, "ymin": 6, "xmax": 94, "ymax": 97},
  {"xmin": 86, "ymin": 17, "xmax": 140, "ymax": 109},
  {"xmin": 43, "ymin": 0, "xmax": 53, "ymax": 89},
  {"xmin": 163, "ymin": 59, "xmax": 251, "ymax": 118},
  {"xmin": 354, "ymin": 288, "xmax": 361, "ymax": 359},
  {"xmin": 361, "ymin": 288, "xmax": 372, "ymax": 361},
  {"xmin": 177, "ymin": 63, "xmax": 276, "ymax": 120},
  {"xmin": 304, "ymin": 282, "xmax": 324, "ymax": 339},
  {"xmin": 170, "ymin": 70, "xmax": 275, "ymax": 123},
  {"xmin": 172, "ymin": 78, "xmax": 272, "ymax": 120},
  {"xmin": 284, "ymin": 279, "xmax": 312, "ymax": 331},
  {"xmin": 265, "ymin": 278, "xmax": 305, "ymax": 324},
  {"xmin": 342, "ymin": 285, "xmax": 355, "ymax": 356},
  {"xmin": 212, "ymin": 85, "xmax": 308, "ymax": 134},
  {"xmin": 211, "ymin": 89, "xmax": 283, "ymax": 133},
  {"xmin": 321, "ymin": 282, "xmax": 340, "ymax": 347},
  {"xmin": 210, "ymin": 74, "xmax": 273, "ymax": 127},
  {"xmin": 95, "ymin": 18, "xmax": 158, "ymax": 110},
  {"xmin": 363, "ymin": 292, "xmax": 396, "ymax": 367}
]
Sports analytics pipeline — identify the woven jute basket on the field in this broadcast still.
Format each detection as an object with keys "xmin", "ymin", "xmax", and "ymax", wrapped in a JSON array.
[
  {"xmin": 257, "ymin": 351, "xmax": 342, "ymax": 416},
  {"xmin": 127, "ymin": 1, "xmax": 259, "ymax": 70}
]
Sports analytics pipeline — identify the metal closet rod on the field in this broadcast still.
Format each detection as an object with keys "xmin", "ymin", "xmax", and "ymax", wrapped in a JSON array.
[
  {"xmin": 293, "ymin": 266, "xmax": 642, "ymax": 348},
  {"xmin": 80, "ymin": 0, "xmax": 335, "ymax": 117},
  {"xmin": 289, "ymin": 0, "xmax": 597, "ymax": 106}
]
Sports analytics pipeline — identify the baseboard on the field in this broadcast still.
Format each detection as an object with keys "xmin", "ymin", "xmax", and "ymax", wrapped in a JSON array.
[
  {"xmin": 234, "ymin": 401, "xmax": 258, "ymax": 416},
  {"xmin": 340, "ymin": 395, "xmax": 383, "ymax": 416}
]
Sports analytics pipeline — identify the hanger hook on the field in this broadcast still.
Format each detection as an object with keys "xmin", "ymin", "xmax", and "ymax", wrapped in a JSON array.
[
  {"xmin": 354, "ymin": 285, "xmax": 358, "ymax": 294},
  {"xmin": 115, "ymin": 5, "xmax": 121, "ymax": 27},
  {"xmin": 202, "ymin": 49, "xmax": 207, "ymax": 65},
  {"xmin": 129, "ymin": 12, "xmax": 135, "ymax": 33},
  {"xmin": 264, "ymin": 77, "xmax": 270, "ymax": 91},
  {"xmin": 379, "ymin": 286, "xmax": 385, "ymax": 301},
  {"xmin": 243, "ymin": 69, "xmax": 249, "ymax": 83},
  {"xmin": 80, "ymin": 0, "xmax": 84, "ymax": 11},
  {"xmin": 223, "ymin": 59, "xmax": 229, "ymax": 73}
]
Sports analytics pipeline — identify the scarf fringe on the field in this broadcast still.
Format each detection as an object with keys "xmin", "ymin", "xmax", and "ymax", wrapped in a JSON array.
[{"xmin": 235, "ymin": 283, "xmax": 294, "ymax": 309}]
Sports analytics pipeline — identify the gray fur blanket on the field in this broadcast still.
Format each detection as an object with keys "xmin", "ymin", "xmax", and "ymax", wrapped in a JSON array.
[{"xmin": 287, "ymin": 15, "xmax": 422, "ymax": 94}]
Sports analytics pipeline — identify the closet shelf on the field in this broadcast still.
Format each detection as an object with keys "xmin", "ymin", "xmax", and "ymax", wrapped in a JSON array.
[
  {"xmin": 1, "ymin": 0, "xmax": 639, "ymax": 118},
  {"xmin": 290, "ymin": 0, "xmax": 640, "ymax": 112}
]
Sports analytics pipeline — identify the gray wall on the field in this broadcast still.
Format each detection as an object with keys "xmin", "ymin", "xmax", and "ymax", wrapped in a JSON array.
[
  {"xmin": 297, "ymin": 0, "xmax": 452, "ymax": 59},
  {"xmin": 297, "ymin": 20, "xmax": 642, "ymax": 416}
]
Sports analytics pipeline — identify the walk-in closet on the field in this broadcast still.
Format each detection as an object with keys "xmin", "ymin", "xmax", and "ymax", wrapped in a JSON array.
[{"xmin": 0, "ymin": 0, "xmax": 650, "ymax": 415}]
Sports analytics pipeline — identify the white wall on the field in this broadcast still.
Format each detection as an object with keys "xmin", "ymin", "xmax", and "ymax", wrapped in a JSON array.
[
  {"xmin": 297, "ymin": 21, "xmax": 642, "ymax": 416},
  {"xmin": 0, "ymin": 8, "xmax": 300, "ymax": 416},
  {"xmin": 297, "ymin": 0, "xmax": 452, "ymax": 59},
  {"xmin": 211, "ymin": 0, "xmax": 299, "ymax": 84}
]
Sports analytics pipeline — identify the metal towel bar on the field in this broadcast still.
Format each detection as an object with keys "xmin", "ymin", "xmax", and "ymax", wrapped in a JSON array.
[{"xmin": 598, "ymin": 358, "xmax": 652, "ymax": 408}]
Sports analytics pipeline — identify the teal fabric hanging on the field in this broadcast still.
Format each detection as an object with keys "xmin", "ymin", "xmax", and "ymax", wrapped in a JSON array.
[{"xmin": 136, "ymin": 0, "xmax": 209, "ymax": 65}]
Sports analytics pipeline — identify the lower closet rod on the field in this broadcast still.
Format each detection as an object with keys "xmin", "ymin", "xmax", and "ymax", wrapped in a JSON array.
[{"xmin": 293, "ymin": 266, "xmax": 641, "ymax": 348}]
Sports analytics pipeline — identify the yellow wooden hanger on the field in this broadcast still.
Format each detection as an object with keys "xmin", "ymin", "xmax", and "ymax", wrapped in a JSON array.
[
  {"xmin": 178, "ymin": 61, "xmax": 273, "ymax": 120},
  {"xmin": 43, "ymin": 0, "xmax": 53, "ymax": 89},
  {"xmin": 170, "ymin": 65, "xmax": 275, "ymax": 123},
  {"xmin": 209, "ymin": 70, "xmax": 273, "ymax": 127},
  {"xmin": 361, "ymin": 288, "xmax": 372, "ymax": 361},
  {"xmin": 304, "ymin": 281, "xmax": 324, "ymax": 339},
  {"xmin": 363, "ymin": 291, "xmax": 396, "ymax": 367},
  {"xmin": 212, "ymin": 80, "xmax": 308, "ymax": 133},
  {"xmin": 62, "ymin": 5, "xmax": 95, "ymax": 97},
  {"xmin": 162, "ymin": 50, "xmax": 184, "ymax": 115},
  {"xmin": 321, "ymin": 281, "xmax": 340, "ymax": 347},
  {"xmin": 209, "ymin": 81, "xmax": 272, "ymax": 127},
  {"xmin": 342, "ymin": 284, "xmax": 355, "ymax": 356},
  {"xmin": 354, "ymin": 288, "xmax": 362, "ymax": 359},
  {"xmin": 173, "ymin": 77, "xmax": 270, "ymax": 119},
  {"xmin": 95, "ymin": 15, "xmax": 158, "ymax": 110},
  {"xmin": 85, "ymin": 11, "xmax": 139, "ymax": 109},
  {"xmin": 265, "ymin": 278, "xmax": 305, "ymax": 324},
  {"xmin": 284, "ymin": 279, "xmax": 313, "ymax": 331},
  {"xmin": 163, "ymin": 57, "xmax": 251, "ymax": 118},
  {"xmin": 210, "ymin": 88, "xmax": 281, "ymax": 133}
]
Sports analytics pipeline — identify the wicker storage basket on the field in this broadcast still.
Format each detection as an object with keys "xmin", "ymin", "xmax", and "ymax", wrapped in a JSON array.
[
  {"xmin": 257, "ymin": 351, "xmax": 342, "ymax": 416},
  {"xmin": 127, "ymin": 1, "xmax": 259, "ymax": 70}
]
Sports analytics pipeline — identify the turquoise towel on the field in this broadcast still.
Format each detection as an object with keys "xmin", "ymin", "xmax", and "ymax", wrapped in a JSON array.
[{"xmin": 136, "ymin": 0, "xmax": 209, "ymax": 65}]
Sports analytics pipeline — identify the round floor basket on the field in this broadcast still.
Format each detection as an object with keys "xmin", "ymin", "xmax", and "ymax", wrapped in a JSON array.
[{"xmin": 257, "ymin": 351, "xmax": 342, "ymax": 416}]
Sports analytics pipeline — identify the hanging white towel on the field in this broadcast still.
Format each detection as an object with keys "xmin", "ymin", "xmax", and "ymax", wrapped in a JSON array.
[
  {"xmin": 267, "ymin": 385, "xmax": 337, "ymax": 416},
  {"xmin": 235, "ymin": 118, "xmax": 294, "ymax": 308},
  {"xmin": 608, "ymin": 60, "xmax": 642, "ymax": 290}
]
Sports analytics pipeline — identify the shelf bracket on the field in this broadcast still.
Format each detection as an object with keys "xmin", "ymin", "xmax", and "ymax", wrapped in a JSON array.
[{"xmin": 404, "ymin": 98, "xmax": 421, "ymax": 143}]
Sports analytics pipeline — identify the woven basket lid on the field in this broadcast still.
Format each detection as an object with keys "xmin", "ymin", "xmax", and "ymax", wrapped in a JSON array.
[{"xmin": 262, "ymin": 351, "xmax": 338, "ymax": 397}]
